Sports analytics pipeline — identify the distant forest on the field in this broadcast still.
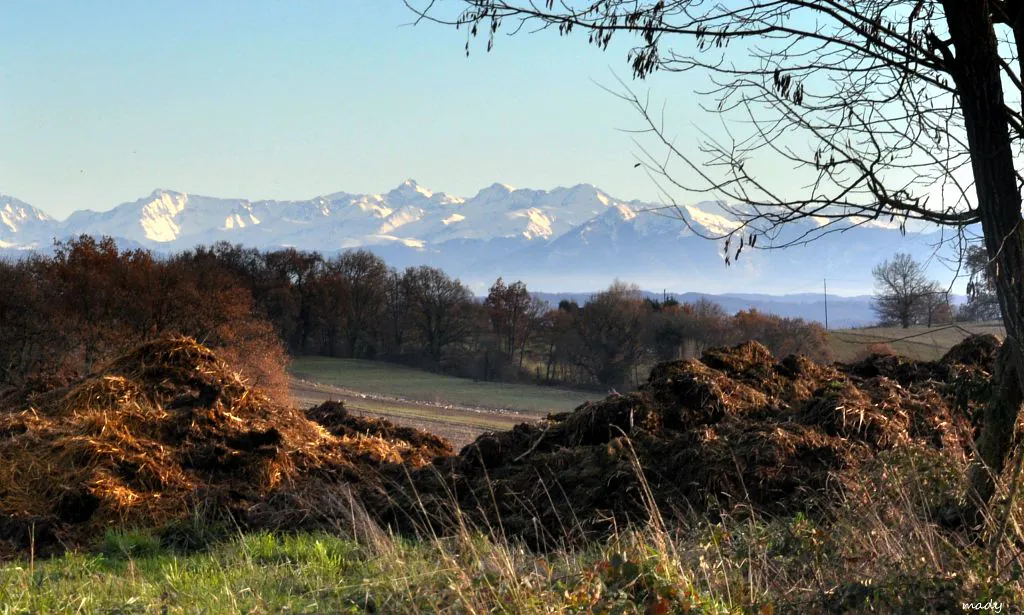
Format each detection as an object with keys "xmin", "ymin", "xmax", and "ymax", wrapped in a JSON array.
[{"xmin": 0, "ymin": 236, "xmax": 833, "ymax": 395}]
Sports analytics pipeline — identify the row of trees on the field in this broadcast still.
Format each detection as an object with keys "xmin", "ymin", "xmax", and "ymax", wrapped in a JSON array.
[
  {"xmin": 185, "ymin": 243, "xmax": 832, "ymax": 390},
  {"xmin": 871, "ymin": 250, "xmax": 1001, "ymax": 328},
  {"xmin": 0, "ymin": 237, "xmax": 832, "ymax": 394},
  {"xmin": 552, "ymin": 286, "xmax": 832, "ymax": 389}
]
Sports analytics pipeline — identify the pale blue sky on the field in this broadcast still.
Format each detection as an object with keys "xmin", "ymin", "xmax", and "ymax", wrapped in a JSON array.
[{"xmin": 1, "ymin": 0, "xmax": 711, "ymax": 218}]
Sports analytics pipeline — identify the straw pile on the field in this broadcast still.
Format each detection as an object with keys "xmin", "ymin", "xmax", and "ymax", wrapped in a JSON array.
[
  {"xmin": 0, "ymin": 334, "xmax": 1000, "ymax": 556},
  {"xmin": 371, "ymin": 339, "xmax": 990, "ymax": 548},
  {"xmin": 0, "ymin": 337, "xmax": 448, "ymax": 557},
  {"xmin": 306, "ymin": 401, "xmax": 453, "ymax": 466}
]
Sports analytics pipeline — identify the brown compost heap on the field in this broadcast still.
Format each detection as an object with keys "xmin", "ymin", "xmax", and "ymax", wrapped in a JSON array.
[
  {"xmin": 368, "ymin": 337, "xmax": 999, "ymax": 548},
  {"xmin": 0, "ymin": 334, "xmax": 1001, "ymax": 556},
  {"xmin": 0, "ymin": 337, "xmax": 448, "ymax": 557}
]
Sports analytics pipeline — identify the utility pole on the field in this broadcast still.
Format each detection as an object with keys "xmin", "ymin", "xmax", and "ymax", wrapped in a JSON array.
[{"xmin": 824, "ymin": 278, "xmax": 829, "ymax": 330}]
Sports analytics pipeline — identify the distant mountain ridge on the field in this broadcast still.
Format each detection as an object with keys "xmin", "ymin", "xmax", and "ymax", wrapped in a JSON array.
[{"xmin": 0, "ymin": 180, "xmax": 960, "ymax": 300}]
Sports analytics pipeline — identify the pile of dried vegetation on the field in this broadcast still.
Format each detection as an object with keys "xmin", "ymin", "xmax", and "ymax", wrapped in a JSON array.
[
  {"xmin": 306, "ymin": 400, "xmax": 453, "ymax": 466},
  {"xmin": 369, "ymin": 337, "xmax": 998, "ymax": 548},
  {"xmin": 0, "ymin": 337, "xmax": 448, "ymax": 558},
  {"xmin": 0, "ymin": 334, "xmax": 1002, "ymax": 559}
]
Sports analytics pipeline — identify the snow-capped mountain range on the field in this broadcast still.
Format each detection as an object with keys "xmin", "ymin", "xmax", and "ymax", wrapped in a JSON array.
[{"xmin": 0, "ymin": 180, "xmax": 957, "ymax": 299}]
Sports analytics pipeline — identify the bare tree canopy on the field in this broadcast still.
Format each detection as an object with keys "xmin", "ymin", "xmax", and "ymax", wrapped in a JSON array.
[
  {"xmin": 408, "ymin": 0, "xmax": 1024, "ymax": 516},
  {"xmin": 872, "ymin": 253, "xmax": 935, "ymax": 328},
  {"xmin": 569, "ymin": 280, "xmax": 648, "ymax": 389},
  {"xmin": 403, "ymin": 265, "xmax": 476, "ymax": 367}
]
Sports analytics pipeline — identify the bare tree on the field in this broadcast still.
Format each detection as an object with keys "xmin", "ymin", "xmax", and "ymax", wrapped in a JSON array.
[
  {"xmin": 402, "ymin": 266, "xmax": 476, "ymax": 368},
  {"xmin": 484, "ymin": 277, "xmax": 547, "ymax": 368},
  {"xmin": 569, "ymin": 281, "xmax": 648, "ymax": 389},
  {"xmin": 327, "ymin": 250, "xmax": 390, "ymax": 358},
  {"xmin": 382, "ymin": 268, "xmax": 409, "ymax": 358},
  {"xmin": 872, "ymin": 252, "xmax": 933, "ymax": 328},
  {"xmin": 263, "ymin": 248, "xmax": 323, "ymax": 354},
  {"xmin": 409, "ymin": 0, "xmax": 1024, "ymax": 514}
]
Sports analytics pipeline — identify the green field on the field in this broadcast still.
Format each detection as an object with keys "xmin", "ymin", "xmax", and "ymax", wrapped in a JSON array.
[
  {"xmin": 0, "ymin": 524, "xmax": 747, "ymax": 614},
  {"xmin": 827, "ymin": 321, "xmax": 1005, "ymax": 362},
  {"xmin": 290, "ymin": 357, "xmax": 595, "ymax": 415},
  {"xmin": 3, "ymin": 491, "xmax": 1016, "ymax": 613},
  {"xmin": 0, "ymin": 529, "xmax": 647, "ymax": 613}
]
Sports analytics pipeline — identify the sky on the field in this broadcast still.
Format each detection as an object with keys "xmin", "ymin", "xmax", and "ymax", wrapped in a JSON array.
[{"xmin": 0, "ymin": 0, "xmax": 714, "ymax": 219}]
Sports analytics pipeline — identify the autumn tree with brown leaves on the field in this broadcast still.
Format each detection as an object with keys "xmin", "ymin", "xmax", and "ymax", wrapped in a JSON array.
[
  {"xmin": 0, "ymin": 236, "xmax": 290, "ymax": 404},
  {"xmin": 484, "ymin": 277, "xmax": 547, "ymax": 368}
]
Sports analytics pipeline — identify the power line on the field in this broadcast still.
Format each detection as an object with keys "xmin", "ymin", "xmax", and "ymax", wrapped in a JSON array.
[{"xmin": 828, "ymin": 324, "xmax": 962, "ymax": 345}]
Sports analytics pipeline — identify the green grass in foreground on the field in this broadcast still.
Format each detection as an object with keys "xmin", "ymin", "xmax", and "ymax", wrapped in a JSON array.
[
  {"xmin": 290, "ymin": 356, "xmax": 595, "ymax": 414},
  {"xmin": 3, "ymin": 448, "xmax": 1023, "ymax": 613},
  {"xmin": 0, "ymin": 528, "xmax": 732, "ymax": 614},
  {"xmin": 2, "ymin": 506, "xmax": 1018, "ymax": 614}
]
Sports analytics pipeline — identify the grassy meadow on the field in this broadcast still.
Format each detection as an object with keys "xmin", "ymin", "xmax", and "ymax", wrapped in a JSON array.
[
  {"xmin": 290, "ymin": 356, "xmax": 594, "ymax": 414},
  {"xmin": 827, "ymin": 321, "xmax": 1005, "ymax": 362},
  {"xmin": 290, "ymin": 377, "xmax": 536, "ymax": 448}
]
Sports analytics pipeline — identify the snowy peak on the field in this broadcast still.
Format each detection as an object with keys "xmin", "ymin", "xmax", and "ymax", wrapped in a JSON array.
[
  {"xmin": 0, "ymin": 195, "xmax": 60, "ymax": 249},
  {"xmin": 0, "ymin": 182, "xmax": 781, "ymax": 253},
  {"xmin": 546, "ymin": 184, "xmax": 616, "ymax": 220},
  {"xmin": 409, "ymin": 182, "xmax": 624, "ymax": 243},
  {"xmin": 513, "ymin": 208, "xmax": 554, "ymax": 240},
  {"xmin": 138, "ymin": 190, "xmax": 188, "ymax": 241},
  {"xmin": 58, "ymin": 190, "xmax": 269, "ymax": 244},
  {"xmin": 380, "ymin": 180, "xmax": 465, "ymax": 213},
  {"xmin": 612, "ymin": 203, "xmax": 637, "ymax": 221},
  {"xmin": 682, "ymin": 202, "xmax": 742, "ymax": 236},
  {"xmin": 473, "ymin": 182, "xmax": 515, "ymax": 201},
  {"xmin": 386, "ymin": 178, "xmax": 434, "ymax": 202},
  {"xmin": 1, "ymin": 195, "xmax": 54, "ymax": 234}
]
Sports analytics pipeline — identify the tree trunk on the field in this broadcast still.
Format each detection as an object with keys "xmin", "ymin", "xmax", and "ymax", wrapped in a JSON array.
[
  {"xmin": 968, "ymin": 338, "xmax": 1024, "ymax": 506},
  {"xmin": 943, "ymin": 1, "xmax": 1024, "ymax": 512}
]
